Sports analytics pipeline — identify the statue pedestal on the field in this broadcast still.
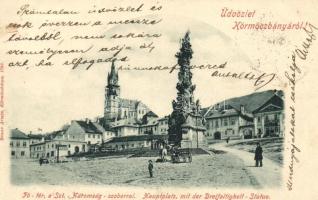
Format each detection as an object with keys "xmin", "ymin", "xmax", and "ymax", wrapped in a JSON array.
[
  {"xmin": 181, "ymin": 129, "xmax": 206, "ymax": 148},
  {"xmin": 180, "ymin": 114, "xmax": 206, "ymax": 148}
]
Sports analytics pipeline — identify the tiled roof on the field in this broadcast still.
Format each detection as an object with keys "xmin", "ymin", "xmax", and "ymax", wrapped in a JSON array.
[
  {"xmin": 144, "ymin": 111, "xmax": 158, "ymax": 118},
  {"xmin": 106, "ymin": 134, "xmax": 167, "ymax": 143},
  {"xmin": 226, "ymin": 90, "xmax": 282, "ymax": 113},
  {"xmin": 75, "ymin": 120, "xmax": 103, "ymax": 134},
  {"xmin": 10, "ymin": 129, "xmax": 29, "ymax": 139},
  {"xmin": 206, "ymin": 108, "xmax": 239, "ymax": 119},
  {"xmin": 204, "ymin": 90, "xmax": 283, "ymax": 116},
  {"xmin": 28, "ymin": 134, "xmax": 43, "ymax": 139},
  {"xmin": 44, "ymin": 130, "xmax": 65, "ymax": 140},
  {"xmin": 120, "ymin": 98, "xmax": 139, "ymax": 109},
  {"xmin": 111, "ymin": 118, "xmax": 141, "ymax": 128},
  {"xmin": 92, "ymin": 122, "xmax": 107, "ymax": 133},
  {"xmin": 158, "ymin": 116, "xmax": 169, "ymax": 121},
  {"xmin": 140, "ymin": 118, "xmax": 159, "ymax": 127}
]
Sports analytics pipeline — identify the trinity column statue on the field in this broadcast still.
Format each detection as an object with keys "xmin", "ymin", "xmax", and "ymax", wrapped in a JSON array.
[{"xmin": 168, "ymin": 31, "xmax": 206, "ymax": 148}]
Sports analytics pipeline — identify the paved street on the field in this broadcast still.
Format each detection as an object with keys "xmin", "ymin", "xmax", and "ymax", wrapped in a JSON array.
[
  {"xmin": 11, "ymin": 152, "xmax": 260, "ymax": 188},
  {"xmin": 211, "ymin": 142, "xmax": 282, "ymax": 188}
]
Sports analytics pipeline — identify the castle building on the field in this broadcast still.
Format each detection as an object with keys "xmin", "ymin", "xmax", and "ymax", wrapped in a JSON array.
[{"xmin": 104, "ymin": 61, "xmax": 150, "ymax": 124}]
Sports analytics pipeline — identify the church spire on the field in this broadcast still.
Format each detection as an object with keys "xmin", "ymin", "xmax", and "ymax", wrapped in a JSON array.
[
  {"xmin": 106, "ymin": 61, "xmax": 120, "ymax": 96},
  {"xmin": 107, "ymin": 60, "xmax": 119, "ymax": 86}
]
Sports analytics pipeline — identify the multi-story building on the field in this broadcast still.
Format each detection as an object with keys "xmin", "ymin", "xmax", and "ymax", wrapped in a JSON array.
[
  {"xmin": 10, "ymin": 129, "xmax": 30, "ymax": 159},
  {"xmin": 30, "ymin": 130, "xmax": 87, "ymax": 160},
  {"xmin": 157, "ymin": 116, "xmax": 169, "ymax": 135},
  {"xmin": 203, "ymin": 90, "xmax": 284, "ymax": 140}
]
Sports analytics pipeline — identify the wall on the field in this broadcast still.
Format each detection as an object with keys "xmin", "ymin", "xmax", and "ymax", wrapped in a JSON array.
[
  {"xmin": 205, "ymin": 115, "xmax": 241, "ymax": 140},
  {"xmin": 64, "ymin": 122, "xmax": 86, "ymax": 142},
  {"xmin": 10, "ymin": 139, "xmax": 30, "ymax": 159}
]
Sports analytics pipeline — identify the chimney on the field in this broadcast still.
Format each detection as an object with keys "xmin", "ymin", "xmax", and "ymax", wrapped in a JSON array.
[{"xmin": 240, "ymin": 105, "xmax": 245, "ymax": 114}]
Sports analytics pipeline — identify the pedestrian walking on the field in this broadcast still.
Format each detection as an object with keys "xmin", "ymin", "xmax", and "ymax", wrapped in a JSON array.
[
  {"xmin": 148, "ymin": 160, "xmax": 154, "ymax": 178},
  {"xmin": 162, "ymin": 147, "xmax": 168, "ymax": 162},
  {"xmin": 254, "ymin": 142, "xmax": 263, "ymax": 167},
  {"xmin": 226, "ymin": 137, "xmax": 230, "ymax": 143},
  {"xmin": 39, "ymin": 157, "xmax": 43, "ymax": 166},
  {"xmin": 159, "ymin": 145, "xmax": 163, "ymax": 160}
]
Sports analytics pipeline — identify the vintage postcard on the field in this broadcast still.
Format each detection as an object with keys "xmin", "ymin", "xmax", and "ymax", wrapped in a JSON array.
[{"xmin": 0, "ymin": 0, "xmax": 317, "ymax": 199}]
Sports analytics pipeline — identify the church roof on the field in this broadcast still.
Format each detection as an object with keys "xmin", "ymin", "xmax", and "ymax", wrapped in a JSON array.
[
  {"xmin": 119, "ymin": 98, "xmax": 150, "ymax": 111},
  {"xmin": 10, "ymin": 129, "xmax": 29, "ymax": 139},
  {"xmin": 120, "ymin": 98, "xmax": 139, "ymax": 109}
]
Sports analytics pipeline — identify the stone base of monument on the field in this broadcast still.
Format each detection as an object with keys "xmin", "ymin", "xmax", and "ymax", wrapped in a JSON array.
[{"xmin": 181, "ymin": 129, "xmax": 207, "ymax": 149}]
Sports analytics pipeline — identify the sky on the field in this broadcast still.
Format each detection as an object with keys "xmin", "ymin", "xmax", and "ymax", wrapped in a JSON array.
[{"xmin": 5, "ymin": 1, "xmax": 288, "ymax": 133}]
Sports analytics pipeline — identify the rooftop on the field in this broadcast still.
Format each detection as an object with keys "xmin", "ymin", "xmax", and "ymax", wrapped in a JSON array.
[{"xmin": 10, "ymin": 129, "xmax": 29, "ymax": 139}]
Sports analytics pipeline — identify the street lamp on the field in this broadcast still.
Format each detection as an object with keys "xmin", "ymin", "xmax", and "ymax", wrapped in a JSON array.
[{"xmin": 196, "ymin": 115, "xmax": 199, "ymax": 148}]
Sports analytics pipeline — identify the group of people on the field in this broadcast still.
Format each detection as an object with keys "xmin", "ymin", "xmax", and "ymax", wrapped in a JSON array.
[{"xmin": 147, "ymin": 142, "xmax": 264, "ymax": 178}]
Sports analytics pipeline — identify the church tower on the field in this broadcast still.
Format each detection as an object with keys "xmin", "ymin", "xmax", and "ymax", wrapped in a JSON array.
[{"xmin": 104, "ymin": 61, "xmax": 121, "ymax": 123}]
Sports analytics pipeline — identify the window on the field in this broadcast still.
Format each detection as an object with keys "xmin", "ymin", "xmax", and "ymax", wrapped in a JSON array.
[
  {"xmin": 88, "ymin": 134, "xmax": 91, "ymax": 138},
  {"xmin": 52, "ymin": 144, "xmax": 54, "ymax": 148},
  {"xmin": 97, "ymin": 135, "xmax": 100, "ymax": 139},
  {"xmin": 224, "ymin": 118, "xmax": 228, "ymax": 126},
  {"xmin": 93, "ymin": 134, "xmax": 95, "ymax": 139},
  {"xmin": 11, "ymin": 151, "xmax": 15, "ymax": 156},
  {"xmin": 257, "ymin": 117, "xmax": 261, "ymax": 123},
  {"xmin": 231, "ymin": 118, "xmax": 236, "ymax": 125},
  {"xmin": 215, "ymin": 120, "xmax": 219, "ymax": 128},
  {"xmin": 10, "ymin": 141, "xmax": 13, "ymax": 147},
  {"xmin": 51, "ymin": 151, "xmax": 54, "ymax": 157},
  {"xmin": 16, "ymin": 141, "xmax": 20, "ymax": 147},
  {"xmin": 21, "ymin": 151, "xmax": 25, "ymax": 156}
]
